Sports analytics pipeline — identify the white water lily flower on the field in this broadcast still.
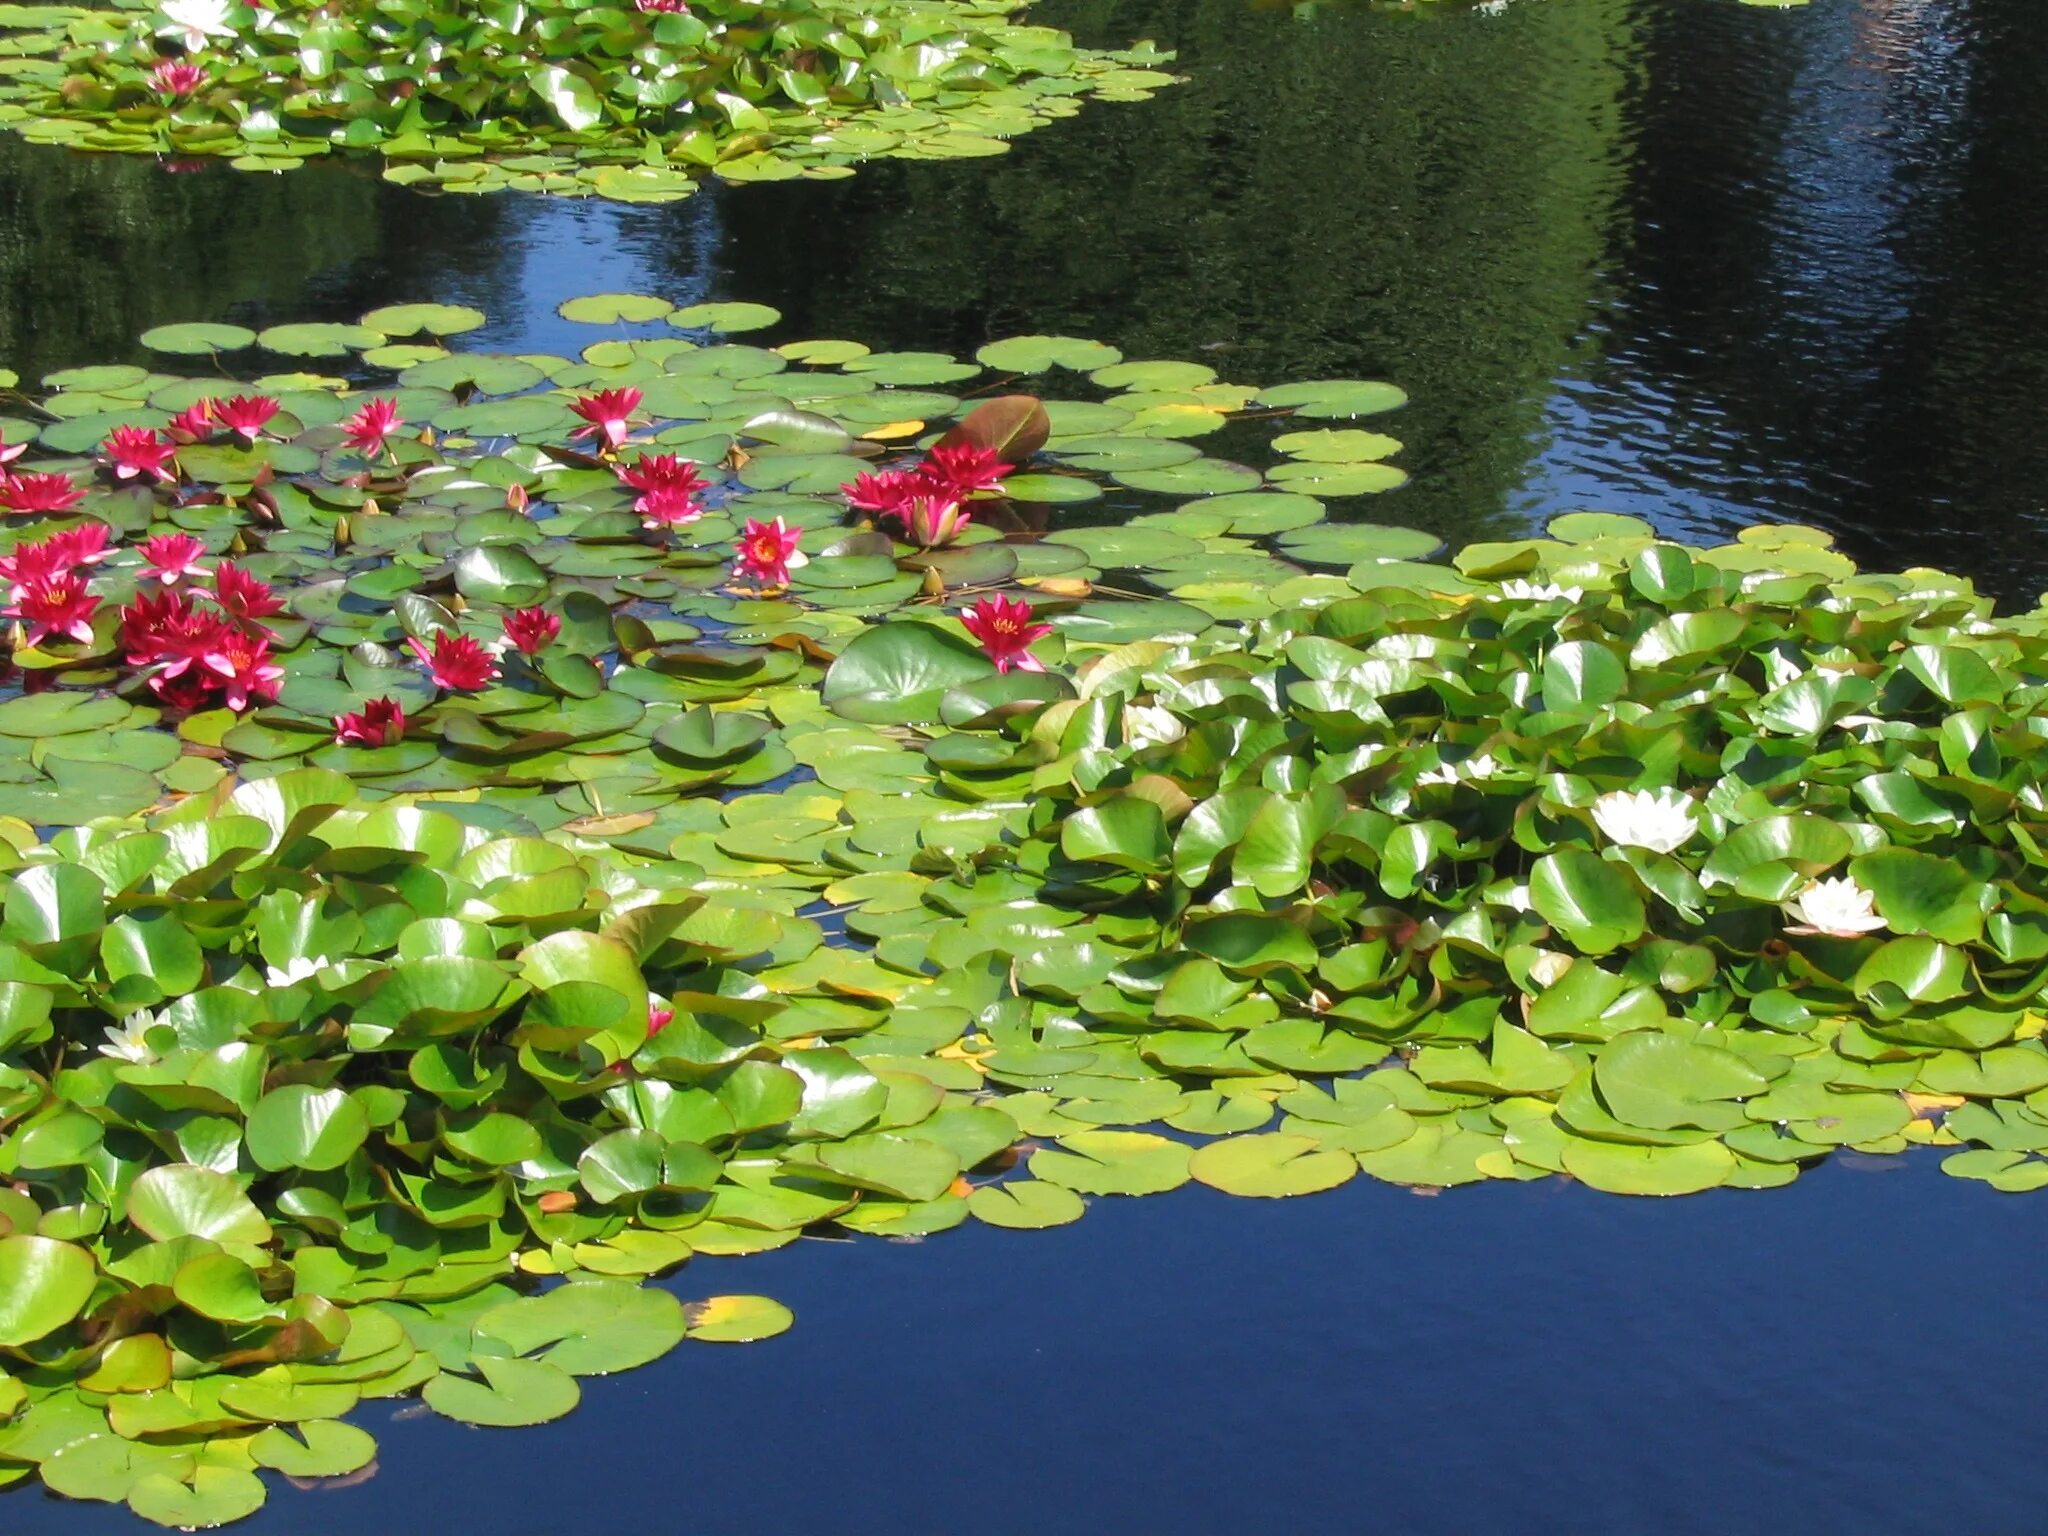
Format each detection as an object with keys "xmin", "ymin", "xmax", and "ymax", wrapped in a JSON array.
[
  {"xmin": 159, "ymin": 0, "xmax": 234, "ymax": 48},
  {"xmin": 1591, "ymin": 788, "xmax": 1698, "ymax": 855},
  {"xmin": 266, "ymin": 954, "xmax": 335, "ymax": 988},
  {"xmin": 1497, "ymin": 579, "xmax": 1584, "ymax": 603},
  {"xmin": 1783, "ymin": 876, "xmax": 1887, "ymax": 937},
  {"xmin": 1122, "ymin": 704, "xmax": 1185, "ymax": 750},
  {"xmin": 99, "ymin": 1011, "xmax": 160, "ymax": 1064}
]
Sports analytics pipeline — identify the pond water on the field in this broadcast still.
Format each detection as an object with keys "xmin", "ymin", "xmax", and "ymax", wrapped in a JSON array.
[{"xmin": 7, "ymin": 0, "xmax": 2048, "ymax": 1529}]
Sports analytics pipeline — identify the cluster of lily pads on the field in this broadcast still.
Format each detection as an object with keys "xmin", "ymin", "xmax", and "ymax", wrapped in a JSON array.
[
  {"xmin": 0, "ymin": 0, "xmax": 1176, "ymax": 199},
  {"xmin": 2, "ymin": 296, "xmax": 2046, "ymax": 1526}
]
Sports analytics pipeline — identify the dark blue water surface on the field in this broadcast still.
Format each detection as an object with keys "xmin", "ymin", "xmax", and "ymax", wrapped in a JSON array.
[{"xmin": 8, "ymin": 0, "xmax": 2048, "ymax": 1530}]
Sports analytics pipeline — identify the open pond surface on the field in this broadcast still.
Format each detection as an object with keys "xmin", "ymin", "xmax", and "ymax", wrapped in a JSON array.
[{"xmin": 6, "ymin": 0, "xmax": 2048, "ymax": 1529}]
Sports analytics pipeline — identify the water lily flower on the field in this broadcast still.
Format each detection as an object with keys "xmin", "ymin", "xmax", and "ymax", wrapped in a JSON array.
[
  {"xmin": 266, "ymin": 954, "xmax": 335, "ymax": 989},
  {"xmin": 138, "ymin": 531, "xmax": 209, "ymax": 586},
  {"xmin": 1497, "ymin": 579, "xmax": 1585, "ymax": 603},
  {"xmin": 734, "ymin": 516, "xmax": 805, "ymax": 589},
  {"xmin": 0, "ymin": 472, "xmax": 86, "ymax": 516},
  {"xmin": 165, "ymin": 399, "xmax": 215, "ymax": 442},
  {"xmin": 202, "ymin": 630, "xmax": 282, "ymax": 712},
  {"xmin": 101, "ymin": 425, "xmax": 178, "ymax": 483},
  {"xmin": 333, "ymin": 696, "xmax": 405, "ymax": 747},
  {"xmin": 1417, "ymin": 751, "xmax": 1501, "ymax": 786},
  {"xmin": 638, "ymin": 0, "xmax": 688, "ymax": 11},
  {"xmin": 896, "ymin": 489, "xmax": 971, "ymax": 548},
  {"xmin": 842, "ymin": 469, "xmax": 920, "ymax": 518},
  {"xmin": 961, "ymin": 594, "xmax": 1051, "ymax": 674},
  {"xmin": 148, "ymin": 58, "xmax": 208, "ymax": 97},
  {"xmin": 210, "ymin": 561, "xmax": 283, "ymax": 626},
  {"xmin": 646, "ymin": 997, "xmax": 676, "ymax": 1038},
  {"xmin": 636, "ymin": 483, "xmax": 703, "ymax": 531},
  {"xmin": 100, "ymin": 1010, "xmax": 161, "ymax": 1064},
  {"xmin": 407, "ymin": 630, "xmax": 500, "ymax": 692},
  {"xmin": 0, "ymin": 442, "xmax": 22, "ymax": 467},
  {"xmin": 923, "ymin": 442, "xmax": 1015, "ymax": 497},
  {"xmin": 120, "ymin": 587, "xmax": 227, "ymax": 677},
  {"xmin": 0, "ymin": 524, "xmax": 110, "ymax": 595},
  {"xmin": 342, "ymin": 397, "xmax": 403, "ymax": 456},
  {"xmin": 501, "ymin": 605, "xmax": 561, "ymax": 656},
  {"xmin": 212, "ymin": 394, "xmax": 279, "ymax": 442},
  {"xmin": 1123, "ymin": 703, "xmax": 1185, "ymax": 750},
  {"xmin": 6, "ymin": 574, "xmax": 99, "ymax": 648},
  {"xmin": 1591, "ymin": 787, "xmax": 1698, "ymax": 855},
  {"xmin": 569, "ymin": 387, "xmax": 643, "ymax": 451},
  {"xmin": 1783, "ymin": 876, "xmax": 1888, "ymax": 938},
  {"xmin": 160, "ymin": 0, "xmax": 234, "ymax": 49}
]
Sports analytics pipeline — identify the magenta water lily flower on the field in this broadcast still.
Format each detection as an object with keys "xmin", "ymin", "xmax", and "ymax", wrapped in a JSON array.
[
  {"xmin": 211, "ymin": 561, "xmax": 283, "ymax": 626},
  {"xmin": 734, "ymin": 517, "xmax": 806, "ymax": 588},
  {"xmin": 202, "ymin": 631, "xmax": 282, "ymax": 713},
  {"xmin": 102, "ymin": 426, "xmax": 179, "ymax": 484},
  {"xmin": 616, "ymin": 452, "xmax": 705, "ymax": 527},
  {"xmin": 501, "ymin": 605, "xmax": 561, "ymax": 656},
  {"xmin": 139, "ymin": 532, "xmax": 208, "ymax": 586},
  {"xmin": 333, "ymin": 696, "xmax": 405, "ymax": 747},
  {"xmin": 842, "ymin": 469, "xmax": 919, "ymax": 518},
  {"xmin": 213, "ymin": 395, "xmax": 279, "ymax": 442},
  {"xmin": 569, "ymin": 387, "xmax": 643, "ymax": 452},
  {"xmin": 7, "ymin": 573, "xmax": 99, "ymax": 649},
  {"xmin": 0, "ymin": 472, "xmax": 86, "ymax": 516},
  {"xmin": 961, "ymin": 594, "xmax": 1052, "ymax": 674},
  {"xmin": 637, "ymin": 0, "xmax": 688, "ymax": 11},
  {"xmin": 407, "ymin": 630, "xmax": 500, "ymax": 692},
  {"xmin": 148, "ymin": 58, "xmax": 207, "ymax": 97},
  {"xmin": 923, "ymin": 442, "xmax": 1015, "ymax": 497},
  {"xmin": 342, "ymin": 397, "xmax": 403, "ymax": 456},
  {"xmin": 0, "ymin": 524, "xmax": 111, "ymax": 595}
]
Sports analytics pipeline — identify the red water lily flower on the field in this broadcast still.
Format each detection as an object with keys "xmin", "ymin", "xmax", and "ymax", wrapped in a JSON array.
[
  {"xmin": 165, "ymin": 400, "xmax": 215, "ymax": 443},
  {"xmin": 101, "ymin": 426, "xmax": 179, "ymax": 484},
  {"xmin": 569, "ymin": 388, "xmax": 643, "ymax": 452},
  {"xmin": 961, "ymin": 594, "xmax": 1052, "ymax": 674},
  {"xmin": 139, "ymin": 532, "xmax": 208, "ymax": 585},
  {"xmin": 897, "ymin": 490, "xmax": 971, "ymax": 548},
  {"xmin": 121, "ymin": 588, "xmax": 230, "ymax": 679},
  {"xmin": 842, "ymin": 469, "xmax": 920, "ymax": 518},
  {"xmin": 211, "ymin": 561, "xmax": 283, "ymax": 626},
  {"xmin": 502, "ymin": 605, "xmax": 560, "ymax": 656},
  {"xmin": 342, "ymin": 397, "xmax": 403, "ymax": 456},
  {"xmin": 202, "ymin": 630, "xmax": 282, "ymax": 713},
  {"xmin": 213, "ymin": 395, "xmax": 279, "ymax": 443},
  {"xmin": 407, "ymin": 630, "xmax": 499, "ymax": 692},
  {"xmin": 149, "ymin": 59, "xmax": 207, "ymax": 97},
  {"xmin": 7, "ymin": 574, "xmax": 99, "ymax": 649},
  {"xmin": 333, "ymin": 696, "xmax": 405, "ymax": 747},
  {"xmin": 0, "ymin": 473, "xmax": 86, "ymax": 516},
  {"xmin": 923, "ymin": 442, "xmax": 1015, "ymax": 497},
  {"xmin": 734, "ymin": 517, "xmax": 805, "ymax": 588}
]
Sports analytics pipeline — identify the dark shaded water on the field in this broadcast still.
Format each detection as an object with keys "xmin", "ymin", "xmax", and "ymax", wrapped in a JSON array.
[{"xmin": 8, "ymin": 0, "xmax": 2048, "ymax": 1530}]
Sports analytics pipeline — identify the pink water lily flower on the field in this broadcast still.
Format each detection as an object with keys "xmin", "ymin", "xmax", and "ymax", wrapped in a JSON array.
[
  {"xmin": 6, "ymin": 574, "xmax": 99, "ymax": 648},
  {"xmin": 568, "ymin": 388, "xmax": 643, "ymax": 452},
  {"xmin": 0, "ymin": 523, "xmax": 112, "ymax": 595},
  {"xmin": 0, "ymin": 442, "xmax": 25, "ymax": 468},
  {"xmin": 333, "ymin": 696, "xmax": 405, "ymax": 747},
  {"xmin": 0, "ymin": 472, "xmax": 86, "ymax": 516},
  {"xmin": 342, "ymin": 397, "xmax": 403, "ymax": 456},
  {"xmin": 501, "ymin": 606, "xmax": 561, "ymax": 656},
  {"xmin": 923, "ymin": 442, "xmax": 1015, "ymax": 497},
  {"xmin": 149, "ymin": 59, "xmax": 207, "ymax": 97},
  {"xmin": 202, "ymin": 631, "xmax": 282, "ymax": 713},
  {"xmin": 212, "ymin": 395, "xmax": 279, "ymax": 442},
  {"xmin": 842, "ymin": 468, "xmax": 919, "ymax": 519},
  {"xmin": 961, "ymin": 594, "xmax": 1051, "ymax": 674},
  {"xmin": 139, "ymin": 532, "xmax": 209, "ymax": 586},
  {"xmin": 102, "ymin": 426, "xmax": 179, "ymax": 484},
  {"xmin": 211, "ymin": 561, "xmax": 283, "ymax": 626},
  {"xmin": 637, "ymin": 0, "xmax": 688, "ymax": 11},
  {"xmin": 636, "ymin": 484, "xmax": 703, "ymax": 531},
  {"xmin": 897, "ymin": 490, "xmax": 971, "ymax": 548},
  {"xmin": 165, "ymin": 400, "xmax": 215, "ymax": 443},
  {"xmin": 734, "ymin": 517, "xmax": 805, "ymax": 589},
  {"xmin": 407, "ymin": 630, "xmax": 500, "ymax": 692}
]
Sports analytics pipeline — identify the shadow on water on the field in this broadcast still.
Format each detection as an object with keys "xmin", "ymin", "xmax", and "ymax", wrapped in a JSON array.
[{"xmin": 6, "ymin": 1, "xmax": 2048, "ymax": 1528}]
